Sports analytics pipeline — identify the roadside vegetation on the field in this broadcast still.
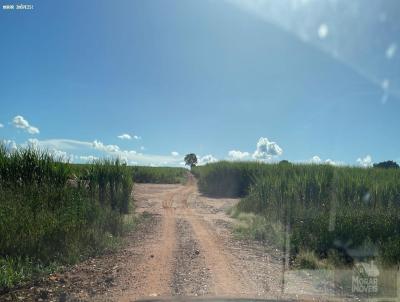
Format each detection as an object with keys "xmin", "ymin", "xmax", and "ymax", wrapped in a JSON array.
[
  {"xmin": 0, "ymin": 146, "xmax": 132, "ymax": 291},
  {"xmin": 193, "ymin": 161, "xmax": 400, "ymax": 268},
  {"xmin": 131, "ymin": 166, "xmax": 187, "ymax": 184},
  {"xmin": 0, "ymin": 144, "xmax": 188, "ymax": 292},
  {"xmin": 72, "ymin": 164, "xmax": 187, "ymax": 184}
]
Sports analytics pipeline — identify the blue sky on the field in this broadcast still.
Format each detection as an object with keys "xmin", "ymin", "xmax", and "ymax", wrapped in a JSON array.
[{"xmin": 1, "ymin": 0, "xmax": 399, "ymax": 166}]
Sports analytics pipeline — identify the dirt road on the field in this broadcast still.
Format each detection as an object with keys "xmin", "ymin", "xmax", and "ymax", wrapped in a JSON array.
[
  {"xmin": 111, "ymin": 176, "xmax": 270, "ymax": 301},
  {"xmin": 4, "ymin": 177, "xmax": 331, "ymax": 301},
  {"xmin": 99, "ymin": 176, "xmax": 325, "ymax": 301}
]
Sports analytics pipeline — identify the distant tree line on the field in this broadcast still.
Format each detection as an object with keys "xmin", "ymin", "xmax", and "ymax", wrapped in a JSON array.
[
  {"xmin": 278, "ymin": 159, "xmax": 399, "ymax": 169},
  {"xmin": 373, "ymin": 160, "xmax": 399, "ymax": 169}
]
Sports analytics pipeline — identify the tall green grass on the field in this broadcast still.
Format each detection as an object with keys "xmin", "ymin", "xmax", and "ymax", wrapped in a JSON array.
[
  {"xmin": 131, "ymin": 166, "xmax": 187, "ymax": 184},
  {"xmin": 192, "ymin": 161, "xmax": 264, "ymax": 197},
  {"xmin": 194, "ymin": 161, "xmax": 400, "ymax": 266},
  {"xmin": 0, "ymin": 145, "xmax": 133, "ymax": 290}
]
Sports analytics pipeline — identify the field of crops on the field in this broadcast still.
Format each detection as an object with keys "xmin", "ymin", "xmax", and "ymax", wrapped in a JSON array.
[
  {"xmin": 0, "ymin": 145, "xmax": 135, "ymax": 290},
  {"xmin": 131, "ymin": 166, "xmax": 187, "ymax": 184},
  {"xmin": 193, "ymin": 161, "xmax": 400, "ymax": 267},
  {"xmin": 0, "ymin": 144, "xmax": 186, "ymax": 291}
]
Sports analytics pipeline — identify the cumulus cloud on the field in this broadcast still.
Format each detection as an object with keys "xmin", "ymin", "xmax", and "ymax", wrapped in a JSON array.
[
  {"xmin": 2, "ymin": 139, "xmax": 17, "ymax": 151},
  {"xmin": 198, "ymin": 154, "xmax": 218, "ymax": 165},
  {"xmin": 307, "ymin": 155, "xmax": 342, "ymax": 165},
  {"xmin": 117, "ymin": 134, "xmax": 132, "ymax": 140},
  {"xmin": 171, "ymin": 151, "xmax": 179, "ymax": 156},
  {"xmin": 228, "ymin": 150, "xmax": 250, "ymax": 160},
  {"xmin": 133, "ymin": 135, "xmax": 141, "ymax": 140},
  {"xmin": 12, "ymin": 115, "xmax": 39, "ymax": 134},
  {"xmin": 0, "ymin": 123, "xmax": 3, "ymax": 128},
  {"xmin": 50, "ymin": 149, "xmax": 74, "ymax": 163},
  {"xmin": 252, "ymin": 137, "xmax": 283, "ymax": 161},
  {"xmin": 310, "ymin": 155, "xmax": 322, "ymax": 163},
  {"xmin": 357, "ymin": 155, "xmax": 373, "ymax": 168},
  {"xmin": 92, "ymin": 140, "xmax": 120, "ymax": 153},
  {"xmin": 325, "ymin": 159, "xmax": 338, "ymax": 166}
]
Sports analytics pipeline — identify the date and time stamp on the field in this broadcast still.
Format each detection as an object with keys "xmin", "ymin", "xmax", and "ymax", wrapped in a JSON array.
[{"xmin": 2, "ymin": 3, "xmax": 34, "ymax": 11}]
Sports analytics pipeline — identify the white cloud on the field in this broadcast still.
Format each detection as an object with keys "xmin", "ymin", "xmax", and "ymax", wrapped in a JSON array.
[
  {"xmin": 27, "ymin": 138, "xmax": 39, "ymax": 147},
  {"xmin": 25, "ymin": 139, "xmax": 73, "ymax": 162},
  {"xmin": 386, "ymin": 43, "xmax": 397, "ymax": 59},
  {"xmin": 318, "ymin": 23, "xmax": 329, "ymax": 39},
  {"xmin": 12, "ymin": 116, "xmax": 30, "ymax": 129},
  {"xmin": 92, "ymin": 140, "xmax": 181, "ymax": 166},
  {"xmin": 92, "ymin": 140, "xmax": 120, "ymax": 153},
  {"xmin": 27, "ymin": 126, "xmax": 40, "ymax": 134},
  {"xmin": 118, "ymin": 156, "xmax": 128, "ymax": 164},
  {"xmin": 2, "ymin": 139, "xmax": 17, "ymax": 151},
  {"xmin": 12, "ymin": 115, "xmax": 39, "ymax": 134},
  {"xmin": 50, "ymin": 149, "xmax": 74, "ymax": 163},
  {"xmin": 198, "ymin": 154, "xmax": 218, "ymax": 165},
  {"xmin": 117, "ymin": 134, "xmax": 132, "ymax": 140},
  {"xmin": 310, "ymin": 155, "xmax": 322, "ymax": 163},
  {"xmin": 20, "ymin": 138, "xmax": 181, "ymax": 167},
  {"xmin": 253, "ymin": 137, "xmax": 283, "ymax": 160},
  {"xmin": 325, "ymin": 159, "xmax": 337, "ymax": 166},
  {"xmin": 228, "ymin": 150, "xmax": 250, "ymax": 160},
  {"xmin": 306, "ymin": 155, "xmax": 342, "ymax": 166},
  {"xmin": 140, "ymin": 146, "xmax": 145, "ymax": 150},
  {"xmin": 117, "ymin": 133, "xmax": 141, "ymax": 140},
  {"xmin": 171, "ymin": 151, "xmax": 179, "ymax": 156},
  {"xmin": 80, "ymin": 155, "xmax": 99, "ymax": 162},
  {"xmin": 357, "ymin": 155, "xmax": 373, "ymax": 168},
  {"xmin": 0, "ymin": 123, "xmax": 3, "ymax": 128},
  {"xmin": 25, "ymin": 138, "xmax": 92, "ymax": 150},
  {"xmin": 381, "ymin": 79, "xmax": 390, "ymax": 91}
]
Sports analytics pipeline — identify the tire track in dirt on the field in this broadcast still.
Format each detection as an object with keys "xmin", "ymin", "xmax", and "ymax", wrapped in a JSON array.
[
  {"xmin": 173, "ymin": 179, "xmax": 259, "ymax": 297},
  {"xmin": 187, "ymin": 211, "xmax": 258, "ymax": 296},
  {"xmin": 171, "ymin": 218, "xmax": 211, "ymax": 296},
  {"xmin": 135, "ymin": 208, "xmax": 175, "ymax": 298},
  {"xmin": 117, "ymin": 187, "xmax": 178, "ymax": 301}
]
